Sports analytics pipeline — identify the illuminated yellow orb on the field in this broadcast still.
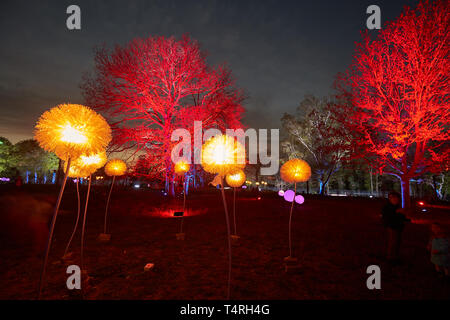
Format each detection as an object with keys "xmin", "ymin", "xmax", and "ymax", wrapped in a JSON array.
[
  {"xmin": 105, "ymin": 159, "xmax": 127, "ymax": 176},
  {"xmin": 201, "ymin": 135, "xmax": 245, "ymax": 176},
  {"xmin": 34, "ymin": 104, "xmax": 111, "ymax": 160},
  {"xmin": 66, "ymin": 164, "xmax": 93, "ymax": 178},
  {"xmin": 78, "ymin": 151, "xmax": 107, "ymax": 169},
  {"xmin": 280, "ymin": 158, "xmax": 311, "ymax": 183},
  {"xmin": 174, "ymin": 160, "xmax": 190, "ymax": 176},
  {"xmin": 65, "ymin": 150, "xmax": 107, "ymax": 178},
  {"xmin": 225, "ymin": 170, "xmax": 246, "ymax": 188}
]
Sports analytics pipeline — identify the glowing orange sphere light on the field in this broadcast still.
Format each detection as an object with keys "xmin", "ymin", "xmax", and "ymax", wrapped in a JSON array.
[
  {"xmin": 64, "ymin": 150, "xmax": 108, "ymax": 178},
  {"xmin": 225, "ymin": 170, "xmax": 246, "ymax": 188},
  {"xmin": 201, "ymin": 135, "xmax": 245, "ymax": 176},
  {"xmin": 34, "ymin": 104, "xmax": 111, "ymax": 160},
  {"xmin": 280, "ymin": 158, "xmax": 311, "ymax": 183},
  {"xmin": 105, "ymin": 159, "xmax": 127, "ymax": 176},
  {"xmin": 174, "ymin": 160, "xmax": 190, "ymax": 175},
  {"xmin": 66, "ymin": 164, "xmax": 92, "ymax": 178}
]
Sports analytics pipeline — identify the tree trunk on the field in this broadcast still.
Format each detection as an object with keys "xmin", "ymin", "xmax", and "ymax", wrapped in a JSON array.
[
  {"xmin": 318, "ymin": 177, "xmax": 325, "ymax": 194},
  {"xmin": 400, "ymin": 176, "xmax": 411, "ymax": 209},
  {"xmin": 319, "ymin": 181, "xmax": 325, "ymax": 194},
  {"xmin": 185, "ymin": 175, "xmax": 189, "ymax": 196},
  {"xmin": 165, "ymin": 174, "xmax": 169, "ymax": 194},
  {"xmin": 375, "ymin": 173, "xmax": 379, "ymax": 196},
  {"xmin": 338, "ymin": 177, "xmax": 344, "ymax": 195},
  {"xmin": 193, "ymin": 165, "xmax": 197, "ymax": 189},
  {"xmin": 170, "ymin": 175, "xmax": 175, "ymax": 197}
]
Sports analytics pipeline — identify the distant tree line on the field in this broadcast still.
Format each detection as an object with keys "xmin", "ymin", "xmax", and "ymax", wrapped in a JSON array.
[
  {"xmin": 0, "ymin": 137, "xmax": 58, "ymax": 183},
  {"xmin": 280, "ymin": 95, "xmax": 449, "ymax": 201}
]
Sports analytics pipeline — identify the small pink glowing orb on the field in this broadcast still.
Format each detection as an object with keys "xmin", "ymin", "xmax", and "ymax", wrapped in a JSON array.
[
  {"xmin": 283, "ymin": 190, "xmax": 295, "ymax": 202},
  {"xmin": 278, "ymin": 190, "xmax": 284, "ymax": 196},
  {"xmin": 295, "ymin": 194, "xmax": 305, "ymax": 204}
]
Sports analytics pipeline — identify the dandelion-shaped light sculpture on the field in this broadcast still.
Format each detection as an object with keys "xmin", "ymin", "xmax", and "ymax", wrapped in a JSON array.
[
  {"xmin": 74, "ymin": 151, "xmax": 108, "ymax": 270},
  {"xmin": 35, "ymin": 104, "xmax": 111, "ymax": 298},
  {"xmin": 202, "ymin": 135, "xmax": 245, "ymax": 177},
  {"xmin": 102, "ymin": 159, "xmax": 127, "ymax": 237},
  {"xmin": 225, "ymin": 170, "xmax": 246, "ymax": 237},
  {"xmin": 35, "ymin": 104, "xmax": 111, "ymax": 161},
  {"xmin": 174, "ymin": 160, "xmax": 190, "ymax": 237},
  {"xmin": 201, "ymin": 134, "xmax": 245, "ymax": 299},
  {"xmin": 62, "ymin": 165, "xmax": 92, "ymax": 259},
  {"xmin": 280, "ymin": 158, "xmax": 311, "ymax": 261},
  {"xmin": 174, "ymin": 160, "xmax": 190, "ymax": 176}
]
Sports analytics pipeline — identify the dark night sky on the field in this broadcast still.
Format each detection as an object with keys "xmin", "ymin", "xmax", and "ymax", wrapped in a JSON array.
[{"xmin": 0, "ymin": 0, "xmax": 419, "ymax": 143}]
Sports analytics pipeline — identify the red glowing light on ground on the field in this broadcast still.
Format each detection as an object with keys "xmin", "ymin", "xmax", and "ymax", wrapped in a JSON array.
[
  {"xmin": 418, "ymin": 201, "xmax": 425, "ymax": 206},
  {"xmin": 143, "ymin": 207, "xmax": 207, "ymax": 218}
]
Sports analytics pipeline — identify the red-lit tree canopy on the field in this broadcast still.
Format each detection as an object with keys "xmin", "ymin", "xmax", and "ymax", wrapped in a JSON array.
[
  {"xmin": 334, "ymin": 0, "xmax": 449, "ymax": 207},
  {"xmin": 82, "ymin": 35, "xmax": 244, "ymax": 195}
]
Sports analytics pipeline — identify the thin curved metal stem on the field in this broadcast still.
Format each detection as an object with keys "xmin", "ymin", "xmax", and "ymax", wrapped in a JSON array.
[
  {"xmin": 288, "ymin": 182, "xmax": 297, "ymax": 258},
  {"xmin": 80, "ymin": 175, "xmax": 92, "ymax": 271},
  {"xmin": 180, "ymin": 177, "xmax": 186, "ymax": 233},
  {"xmin": 63, "ymin": 179, "xmax": 80, "ymax": 257},
  {"xmin": 38, "ymin": 157, "xmax": 71, "ymax": 299},
  {"xmin": 103, "ymin": 176, "xmax": 115, "ymax": 234},
  {"xmin": 233, "ymin": 187, "xmax": 237, "ymax": 235},
  {"xmin": 220, "ymin": 176, "xmax": 232, "ymax": 300}
]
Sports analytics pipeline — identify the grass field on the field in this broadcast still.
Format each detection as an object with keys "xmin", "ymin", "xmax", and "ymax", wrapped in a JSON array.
[{"xmin": 1, "ymin": 185, "xmax": 449, "ymax": 299}]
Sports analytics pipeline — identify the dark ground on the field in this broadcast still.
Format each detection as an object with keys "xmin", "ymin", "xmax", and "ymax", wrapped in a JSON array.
[{"xmin": 0, "ymin": 184, "xmax": 449, "ymax": 300}]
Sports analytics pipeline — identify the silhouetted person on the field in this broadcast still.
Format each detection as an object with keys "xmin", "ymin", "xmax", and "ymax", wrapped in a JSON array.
[
  {"xmin": 428, "ymin": 223, "xmax": 450, "ymax": 277},
  {"xmin": 382, "ymin": 191, "xmax": 410, "ymax": 263}
]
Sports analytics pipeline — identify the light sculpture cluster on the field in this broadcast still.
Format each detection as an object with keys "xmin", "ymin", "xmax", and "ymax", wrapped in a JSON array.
[
  {"xmin": 201, "ymin": 134, "xmax": 246, "ymax": 300},
  {"xmin": 102, "ymin": 159, "xmax": 127, "ymax": 236},
  {"xmin": 279, "ymin": 158, "xmax": 311, "ymax": 261},
  {"xmin": 173, "ymin": 160, "xmax": 190, "ymax": 237},
  {"xmin": 63, "ymin": 150, "xmax": 108, "ymax": 258},
  {"xmin": 35, "ymin": 104, "xmax": 111, "ymax": 298},
  {"xmin": 225, "ymin": 169, "xmax": 246, "ymax": 238}
]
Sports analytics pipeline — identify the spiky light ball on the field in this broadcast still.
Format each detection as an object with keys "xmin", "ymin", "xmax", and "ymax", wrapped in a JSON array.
[
  {"xmin": 174, "ymin": 160, "xmax": 190, "ymax": 176},
  {"xmin": 77, "ymin": 150, "xmax": 107, "ymax": 172},
  {"xmin": 34, "ymin": 104, "xmax": 111, "ymax": 160},
  {"xmin": 64, "ymin": 151, "xmax": 107, "ymax": 178},
  {"xmin": 105, "ymin": 159, "xmax": 127, "ymax": 176},
  {"xmin": 201, "ymin": 135, "xmax": 245, "ymax": 177},
  {"xmin": 280, "ymin": 159, "xmax": 311, "ymax": 183},
  {"xmin": 66, "ymin": 163, "xmax": 93, "ymax": 178},
  {"xmin": 225, "ymin": 170, "xmax": 246, "ymax": 188}
]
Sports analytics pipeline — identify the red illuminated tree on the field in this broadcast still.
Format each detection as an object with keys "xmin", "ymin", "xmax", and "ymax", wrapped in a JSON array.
[
  {"xmin": 82, "ymin": 35, "xmax": 244, "ymax": 195},
  {"xmin": 334, "ymin": 0, "xmax": 449, "ymax": 208}
]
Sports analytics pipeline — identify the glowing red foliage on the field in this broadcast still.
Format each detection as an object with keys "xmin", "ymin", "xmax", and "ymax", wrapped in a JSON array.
[
  {"xmin": 82, "ymin": 35, "xmax": 244, "ymax": 194},
  {"xmin": 334, "ymin": 0, "xmax": 449, "ymax": 207}
]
